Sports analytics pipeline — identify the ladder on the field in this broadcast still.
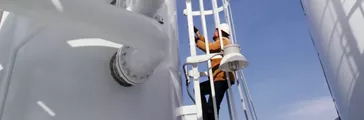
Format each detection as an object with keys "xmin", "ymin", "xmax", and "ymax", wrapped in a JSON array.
[{"xmin": 181, "ymin": 0, "xmax": 259, "ymax": 120}]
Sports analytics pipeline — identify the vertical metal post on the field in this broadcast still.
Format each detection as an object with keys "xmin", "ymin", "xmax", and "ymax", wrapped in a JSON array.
[
  {"xmin": 211, "ymin": 0, "xmax": 238, "ymax": 119},
  {"xmin": 237, "ymin": 72, "xmax": 250, "ymax": 120},
  {"xmin": 212, "ymin": 0, "xmax": 238, "ymax": 119},
  {"xmin": 221, "ymin": 0, "xmax": 236, "ymax": 44},
  {"xmin": 211, "ymin": 0, "xmax": 225, "ymax": 49},
  {"xmin": 197, "ymin": 0, "xmax": 219, "ymax": 119},
  {"xmin": 226, "ymin": 74, "xmax": 238, "ymax": 120},
  {"xmin": 226, "ymin": 91, "xmax": 234, "ymax": 120},
  {"xmin": 239, "ymin": 70, "xmax": 258, "ymax": 120},
  {"xmin": 186, "ymin": 0, "xmax": 203, "ymax": 119},
  {"xmin": 227, "ymin": 4, "xmax": 238, "ymax": 44},
  {"xmin": 221, "ymin": 1, "xmax": 250, "ymax": 119}
]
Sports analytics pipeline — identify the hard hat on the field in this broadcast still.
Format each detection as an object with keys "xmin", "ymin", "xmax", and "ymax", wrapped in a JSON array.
[{"xmin": 216, "ymin": 23, "xmax": 230, "ymax": 35}]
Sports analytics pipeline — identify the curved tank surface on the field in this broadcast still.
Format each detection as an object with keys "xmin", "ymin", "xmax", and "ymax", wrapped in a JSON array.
[
  {"xmin": 0, "ymin": 0, "xmax": 181, "ymax": 120},
  {"xmin": 302, "ymin": 0, "xmax": 364, "ymax": 119}
]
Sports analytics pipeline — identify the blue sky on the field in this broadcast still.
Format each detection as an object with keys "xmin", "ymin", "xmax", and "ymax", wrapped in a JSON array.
[{"xmin": 176, "ymin": 0, "xmax": 338, "ymax": 119}]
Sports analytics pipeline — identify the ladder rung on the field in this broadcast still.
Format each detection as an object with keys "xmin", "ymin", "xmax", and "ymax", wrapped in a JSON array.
[
  {"xmin": 179, "ymin": 105, "xmax": 197, "ymax": 116},
  {"xmin": 183, "ymin": 3, "xmax": 228, "ymax": 16},
  {"xmin": 186, "ymin": 54, "xmax": 221, "ymax": 64},
  {"xmin": 184, "ymin": 9, "xmax": 215, "ymax": 16},
  {"xmin": 188, "ymin": 70, "xmax": 208, "ymax": 77}
]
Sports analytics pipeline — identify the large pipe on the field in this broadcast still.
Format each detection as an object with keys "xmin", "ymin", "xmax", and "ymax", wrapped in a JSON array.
[{"xmin": 0, "ymin": 0, "xmax": 168, "ymax": 84}]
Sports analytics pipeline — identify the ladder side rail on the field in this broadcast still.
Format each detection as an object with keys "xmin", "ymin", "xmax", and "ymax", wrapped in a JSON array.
[
  {"xmin": 211, "ymin": 0, "xmax": 239, "ymax": 119},
  {"xmin": 226, "ymin": 73, "xmax": 238, "ymax": 120},
  {"xmin": 221, "ymin": 0, "xmax": 235, "ymax": 44},
  {"xmin": 236, "ymin": 73, "xmax": 250, "ymax": 120},
  {"xmin": 186, "ymin": 0, "xmax": 204, "ymax": 119},
  {"xmin": 226, "ymin": 91, "xmax": 234, "ymax": 120},
  {"xmin": 211, "ymin": 0, "xmax": 225, "ymax": 50},
  {"xmin": 239, "ymin": 70, "xmax": 258, "ymax": 120},
  {"xmin": 210, "ymin": 0, "xmax": 226, "ymax": 120},
  {"xmin": 221, "ymin": 1, "xmax": 249, "ymax": 118},
  {"xmin": 238, "ymin": 70, "xmax": 255, "ymax": 120},
  {"xmin": 197, "ymin": 0, "xmax": 221, "ymax": 119},
  {"xmin": 226, "ymin": 1, "xmax": 239, "ymax": 44}
]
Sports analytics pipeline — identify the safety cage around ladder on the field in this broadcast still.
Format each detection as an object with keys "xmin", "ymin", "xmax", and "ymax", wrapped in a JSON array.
[{"xmin": 181, "ymin": 0, "xmax": 258, "ymax": 120}]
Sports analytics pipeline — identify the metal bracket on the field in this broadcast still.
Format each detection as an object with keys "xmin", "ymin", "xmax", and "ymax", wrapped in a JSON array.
[
  {"xmin": 188, "ymin": 70, "xmax": 208, "ymax": 78},
  {"xmin": 179, "ymin": 105, "xmax": 197, "ymax": 116}
]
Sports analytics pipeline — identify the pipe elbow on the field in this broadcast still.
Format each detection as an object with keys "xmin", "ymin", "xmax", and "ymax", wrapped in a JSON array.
[{"xmin": 0, "ymin": 0, "xmax": 169, "ymax": 86}]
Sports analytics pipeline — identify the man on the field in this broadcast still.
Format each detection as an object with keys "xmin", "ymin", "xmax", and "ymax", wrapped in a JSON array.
[{"xmin": 194, "ymin": 23, "xmax": 235, "ymax": 120}]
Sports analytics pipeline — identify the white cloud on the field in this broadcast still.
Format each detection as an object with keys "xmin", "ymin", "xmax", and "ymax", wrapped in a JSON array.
[{"xmin": 279, "ymin": 96, "xmax": 338, "ymax": 120}]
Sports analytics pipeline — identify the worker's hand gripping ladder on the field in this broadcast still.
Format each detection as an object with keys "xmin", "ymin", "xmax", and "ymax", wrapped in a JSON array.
[{"xmin": 182, "ymin": 0, "xmax": 258, "ymax": 120}]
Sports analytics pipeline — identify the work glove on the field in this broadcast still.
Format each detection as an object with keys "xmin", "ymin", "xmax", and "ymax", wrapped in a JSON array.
[
  {"xmin": 193, "ymin": 26, "xmax": 200, "ymax": 43},
  {"xmin": 194, "ymin": 26, "xmax": 199, "ymax": 33}
]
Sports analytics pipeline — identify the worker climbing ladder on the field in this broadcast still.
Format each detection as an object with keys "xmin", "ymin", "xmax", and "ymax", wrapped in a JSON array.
[{"xmin": 181, "ymin": 0, "xmax": 259, "ymax": 120}]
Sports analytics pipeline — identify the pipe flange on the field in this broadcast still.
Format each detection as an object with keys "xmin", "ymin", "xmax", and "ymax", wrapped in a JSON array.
[
  {"xmin": 110, "ymin": 52, "xmax": 132, "ymax": 87},
  {"xmin": 110, "ymin": 46, "xmax": 152, "ymax": 86}
]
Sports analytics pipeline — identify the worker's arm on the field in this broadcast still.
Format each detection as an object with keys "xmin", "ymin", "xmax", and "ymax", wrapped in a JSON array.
[
  {"xmin": 196, "ymin": 37, "xmax": 231, "ymax": 53},
  {"xmin": 195, "ymin": 35, "xmax": 221, "ymax": 53}
]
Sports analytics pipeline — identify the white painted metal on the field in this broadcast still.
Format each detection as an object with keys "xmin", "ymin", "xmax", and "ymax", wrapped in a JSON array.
[
  {"xmin": 0, "ymin": 0, "xmax": 169, "ymax": 82},
  {"xmin": 183, "ymin": 0, "xmax": 252, "ymax": 119},
  {"xmin": 179, "ymin": 105, "xmax": 197, "ymax": 116},
  {"xmin": 210, "ymin": 0, "xmax": 233, "ymax": 120},
  {"xmin": 198, "ymin": 0, "xmax": 220, "ymax": 114},
  {"xmin": 188, "ymin": 71, "xmax": 209, "ymax": 78},
  {"xmin": 236, "ymin": 76, "xmax": 249, "ymax": 120},
  {"xmin": 226, "ymin": 74, "xmax": 238, "ymax": 120},
  {"xmin": 0, "ymin": 0, "xmax": 181, "ymax": 120},
  {"xmin": 239, "ymin": 70, "xmax": 257, "ymax": 120},
  {"xmin": 185, "ymin": 0, "xmax": 203, "ymax": 119},
  {"xmin": 221, "ymin": 0, "xmax": 235, "ymax": 44},
  {"xmin": 206, "ymin": 0, "xmax": 221, "ymax": 118},
  {"xmin": 302, "ymin": 0, "xmax": 364, "ymax": 119},
  {"xmin": 124, "ymin": 0, "xmax": 166, "ymax": 18},
  {"xmin": 219, "ymin": 45, "xmax": 249, "ymax": 72},
  {"xmin": 182, "ymin": 3, "xmax": 228, "ymax": 16},
  {"xmin": 186, "ymin": 53, "xmax": 222, "ymax": 64},
  {"xmin": 220, "ymin": 1, "xmax": 247, "ymax": 117},
  {"xmin": 211, "ymin": 0, "xmax": 225, "ymax": 50},
  {"xmin": 225, "ymin": 92, "xmax": 233, "ymax": 120}
]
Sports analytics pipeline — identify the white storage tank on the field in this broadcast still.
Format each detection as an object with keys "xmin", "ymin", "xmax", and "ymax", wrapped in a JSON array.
[{"xmin": 302, "ymin": 0, "xmax": 364, "ymax": 119}]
